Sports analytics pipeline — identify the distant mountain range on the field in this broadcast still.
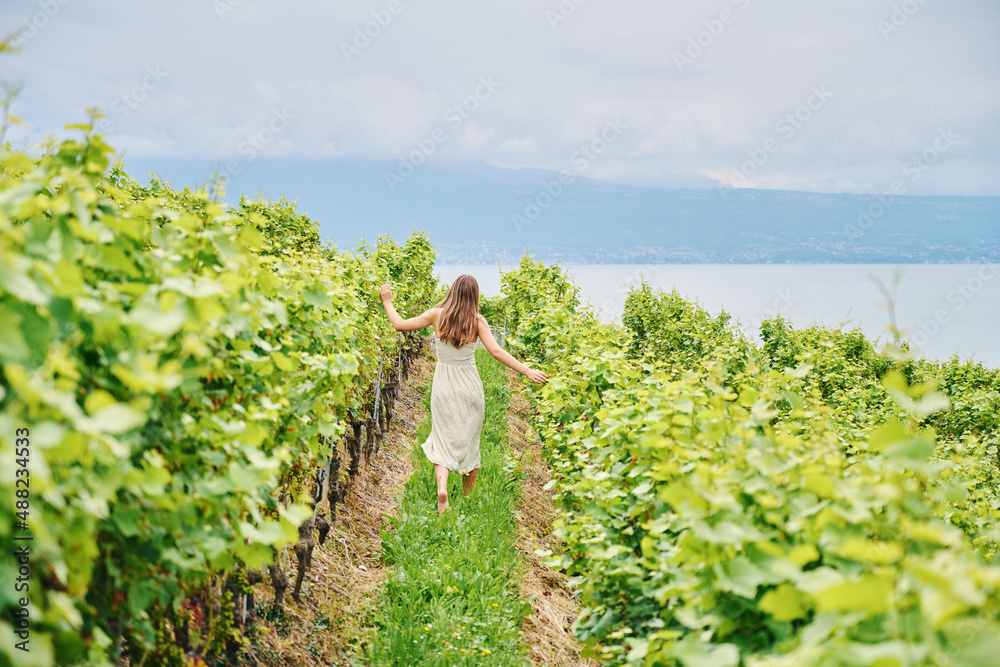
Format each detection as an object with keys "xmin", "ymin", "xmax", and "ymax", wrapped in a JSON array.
[{"xmin": 120, "ymin": 158, "xmax": 999, "ymax": 264}]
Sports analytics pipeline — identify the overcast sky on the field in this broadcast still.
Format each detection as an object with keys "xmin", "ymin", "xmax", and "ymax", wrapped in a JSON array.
[{"xmin": 2, "ymin": 0, "xmax": 998, "ymax": 195}]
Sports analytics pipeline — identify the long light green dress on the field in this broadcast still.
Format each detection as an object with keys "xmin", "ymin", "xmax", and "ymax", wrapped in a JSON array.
[{"xmin": 421, "ymin": 339, "xmax": 485, "ymax": 474}]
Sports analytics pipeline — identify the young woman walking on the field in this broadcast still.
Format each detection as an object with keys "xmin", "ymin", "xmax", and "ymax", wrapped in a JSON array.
[{"xmin": 380, "ymin": 275, "xmax": 548, "ymax": 513}]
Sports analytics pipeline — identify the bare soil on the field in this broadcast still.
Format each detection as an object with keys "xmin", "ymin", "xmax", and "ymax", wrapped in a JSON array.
[
  {"xmin": 506, "ymin": 369, "xmax": 601, "ymax": 667},
  {"xmin": 242, "ymin": 351, "xmax": 434, "ymax": 666}
]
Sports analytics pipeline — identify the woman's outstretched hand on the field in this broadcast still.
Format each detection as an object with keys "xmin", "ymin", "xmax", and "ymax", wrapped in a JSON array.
[
  {"xmin": 524, "ymin": 368, "xmax": 548, "ymax": 384},
  {"xmin": 379, "ymin": 284, "xmax": 393, "ymax": 303}
]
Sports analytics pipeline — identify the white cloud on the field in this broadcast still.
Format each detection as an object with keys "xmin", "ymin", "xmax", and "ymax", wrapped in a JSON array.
[{"xmin": 0, "ymin": 0, "xmax": 997, "ymax": 194}]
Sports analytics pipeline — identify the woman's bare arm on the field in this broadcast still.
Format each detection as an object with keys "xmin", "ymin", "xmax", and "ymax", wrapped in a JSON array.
[
  {"xmin": 477, "ymin": 316, "xmax": 548, "ymax": 383},
  {"xmin": 380, "ymin": 285, "xmax": 439, "ymax": 332}
]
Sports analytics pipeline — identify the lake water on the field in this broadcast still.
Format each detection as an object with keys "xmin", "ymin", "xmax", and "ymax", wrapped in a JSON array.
[{"xmin": 435, "ymin": 264, "xmax": 1000, "ymax": 368}]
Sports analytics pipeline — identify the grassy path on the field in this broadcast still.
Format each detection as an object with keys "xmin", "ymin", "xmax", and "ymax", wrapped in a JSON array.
[{"xmin": 369, "ymin": 349, "xmax": 532, "ymax": 666}]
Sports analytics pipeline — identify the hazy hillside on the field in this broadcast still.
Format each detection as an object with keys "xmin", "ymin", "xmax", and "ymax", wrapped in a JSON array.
[{"xmin": 123, "ymin": 158, "xmax": 1000, "ymax": 264}]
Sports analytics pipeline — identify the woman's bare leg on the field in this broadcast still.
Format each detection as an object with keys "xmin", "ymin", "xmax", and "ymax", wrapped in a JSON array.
[
  {"xmin": 462, "ymin": 469, "xmax": 479, "ymax": 496},
  {"xmin": 434, "ymin": 464, "xmax": 450, "ymax": 513}
]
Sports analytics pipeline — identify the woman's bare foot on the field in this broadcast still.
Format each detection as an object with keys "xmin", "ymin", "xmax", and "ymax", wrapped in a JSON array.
[
  {"xmin": 433, "ymin": 464, "xmax": 450, "ymax": 513},
  {"xmin": 461, "ymin": 469, "xmax": 479, "ymax": 497}
]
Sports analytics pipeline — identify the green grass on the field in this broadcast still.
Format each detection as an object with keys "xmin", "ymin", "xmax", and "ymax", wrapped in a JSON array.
[{"xmin": 368, "ymin": 350, "xmax": 532, "ymax": 666}]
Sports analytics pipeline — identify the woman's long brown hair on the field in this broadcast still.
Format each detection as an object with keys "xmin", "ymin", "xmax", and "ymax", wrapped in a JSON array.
[{"xmin": 435, "ymin": 274, "xmax": 480, "ymax": 347}]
